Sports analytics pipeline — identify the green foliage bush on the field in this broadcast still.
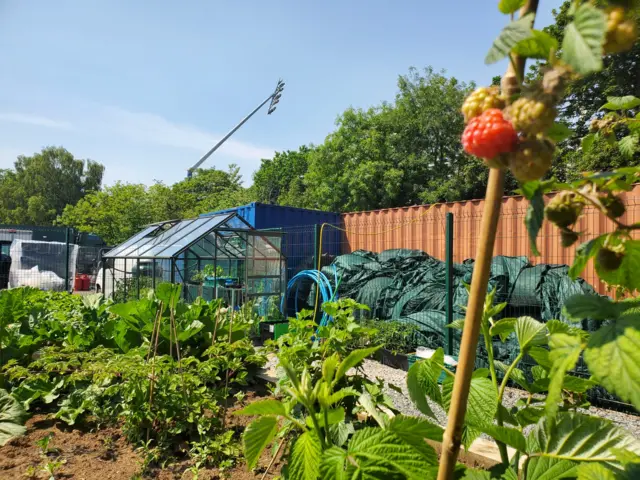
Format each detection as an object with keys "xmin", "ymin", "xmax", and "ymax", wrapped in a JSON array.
[{"xmin": 0, "ymin": 285, "xmax": 266, "ymax": 471}]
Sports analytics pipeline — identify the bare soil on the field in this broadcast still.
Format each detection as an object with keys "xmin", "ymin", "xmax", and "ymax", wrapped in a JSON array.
[{"xmin": 0, "ymin": 389, "xmax": 283, "ymax": 480}]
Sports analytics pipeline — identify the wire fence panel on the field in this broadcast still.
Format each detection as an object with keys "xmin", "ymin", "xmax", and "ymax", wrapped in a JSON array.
[
  {"xmin": 279, "ymin": 190, "xmax": 640, "ymax": 413},
  {"xmin": 0, "ymin": 226, "xmax": 109, "ymax": 294}
]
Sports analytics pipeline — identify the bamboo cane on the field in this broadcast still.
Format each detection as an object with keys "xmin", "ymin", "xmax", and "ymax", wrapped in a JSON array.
[{"xmin": 436, "ymin": 3, "xmax": 539, "ymax": 479}]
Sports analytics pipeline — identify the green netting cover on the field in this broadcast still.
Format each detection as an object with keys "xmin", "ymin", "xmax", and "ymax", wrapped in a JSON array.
[{"xmin": 317, "ymin": 249, "xmax": 603, "ymax": 365}]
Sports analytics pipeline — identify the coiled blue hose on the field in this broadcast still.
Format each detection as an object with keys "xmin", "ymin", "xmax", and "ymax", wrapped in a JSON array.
[{"xmin": 280, "ymin": 267, "xmax": 338, "ymax": 326}]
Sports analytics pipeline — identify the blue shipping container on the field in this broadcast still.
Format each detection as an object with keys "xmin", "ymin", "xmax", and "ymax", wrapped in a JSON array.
[{"xmin": 201, "ymin": 203, "xmax": 342, "ymax": 282}]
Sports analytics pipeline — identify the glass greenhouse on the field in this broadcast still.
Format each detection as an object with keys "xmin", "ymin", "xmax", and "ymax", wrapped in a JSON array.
[{"xmin": 100, "ymin": 213, "xmax": 284, "ymax": 308}]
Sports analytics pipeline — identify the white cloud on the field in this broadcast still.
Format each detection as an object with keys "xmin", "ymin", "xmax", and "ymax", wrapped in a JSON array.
[
  {"xmin": 0, "ymin": 103, "xmax": 276, "ymax": 186},
  {"xmin": 98, "ymin": 106, "xmax": 275, "ymax": 160},
  {"xmin": 0, "ymin": 113, "xmax": 73, "ymax": 130}
]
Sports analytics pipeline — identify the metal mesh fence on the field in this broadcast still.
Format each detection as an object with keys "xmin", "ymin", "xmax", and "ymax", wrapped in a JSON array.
[
  {"xmin": 278, "ymin": 194, "xmax": 640, "ymax": 412},
  {"xmin": 0, "ymin": 226, "xmax": 104, "ymax": 293}
]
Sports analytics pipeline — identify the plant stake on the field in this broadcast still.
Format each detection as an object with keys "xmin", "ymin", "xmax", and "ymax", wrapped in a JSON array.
[{"xmin": 437, "ymin": 2, "xmax": 539, "ymax": 479}]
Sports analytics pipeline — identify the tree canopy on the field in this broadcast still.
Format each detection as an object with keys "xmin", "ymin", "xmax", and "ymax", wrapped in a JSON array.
[
  {"xmin": 533, "ymin": 0, "xmax": 640, "ymax": 181},
  {"xmin": 253, "ymin": 67, "xmax": 520, "ymax": 211},
  {"xmin": 58, "ymin": 165, "xmax": 249, "ymax": 244},
  {"xmin": 0, "ymin": 147, "xmax": 104, "ymax": 225}
]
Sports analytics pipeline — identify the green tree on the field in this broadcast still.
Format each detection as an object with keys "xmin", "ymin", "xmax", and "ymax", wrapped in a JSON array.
[
  {"xmin": 299, "ymin": 67, "xmax": 518, "ymax": 211},
  {"xmin": 0, "ymin": 147, "xmax": 104, "ymax": 225},
  {"xmin": 170, "ymin": 165, "xmax": 248, "ymax": 217},
  {"xmin": 59, "ymin": 166, "xmax": 253, "ymax": 244},
  {"xmin": 58, "ymin": 183, "xmax": 155, "ymax": 245},
  {"xmin": 253, "ymin": 147, "xmax": 312, "ymax": 207},
  {"xmin": 532, "ymin": 1, "xmax": 640, "ymax": 180}
]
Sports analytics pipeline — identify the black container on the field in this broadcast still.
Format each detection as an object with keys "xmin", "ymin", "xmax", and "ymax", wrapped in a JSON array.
[
  {"xmin": 0, "ymin": 254, "xmax": 11, "ymax": 289},
  {"xmin": 259, "ymin": 321, "xmax": 290, "ymax": 345},
  {"xmin": 378, "ymin": 348, "xmax": 410, "ymax": 371}
]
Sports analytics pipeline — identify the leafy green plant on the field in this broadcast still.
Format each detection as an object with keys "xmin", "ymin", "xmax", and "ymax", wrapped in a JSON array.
[
  {"xmin": 416, "ymin": 289, "xmax": 640, "ymax": 478},
  {"xmin": 270, "ymin": 299, "xmax": 376, "ymax": 384},
  {"xmin": 356, "ymin": 319, "xmax": 421, "ymax": 355},
  {"xmin": 191, "ymin": 264, "xmax": 225, "ymax": 283},
  {"xmin": 0, "ymin": 387, "xmax": 26, "ymax": 445},
  {"xmin": 36, "ymin": 432, "xmax": 57, "ymax": 456},
  {"xmin": 41, "ymin": 458, "xmax": 65, "ymax": 480},
  {"xmin": 1, "ymin": 283, "xmax": 265, "ymax": 470},
  {"xmin": 236, "ymin": 346, "xmax": 444, "ymax": 478}
]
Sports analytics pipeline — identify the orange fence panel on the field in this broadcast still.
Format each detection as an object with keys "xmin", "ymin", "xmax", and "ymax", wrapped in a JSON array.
[{"xmin": 340, "ymin": 185, "xmax": 640, "ymax": 295}]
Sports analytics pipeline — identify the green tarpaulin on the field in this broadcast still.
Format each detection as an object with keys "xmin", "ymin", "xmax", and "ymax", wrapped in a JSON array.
[{"xmin": 306, "ymin": 249, "xmax": 600, "ymax": 365}]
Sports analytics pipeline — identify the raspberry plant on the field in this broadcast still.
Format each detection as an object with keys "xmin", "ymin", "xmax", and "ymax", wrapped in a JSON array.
[
  {"xmin": 449, "ymin": 0, "xmax": 640, "ymax": 479},
  {"xmin": 234, "ymin": 2, "xmax": 640, "ymax": 479}
]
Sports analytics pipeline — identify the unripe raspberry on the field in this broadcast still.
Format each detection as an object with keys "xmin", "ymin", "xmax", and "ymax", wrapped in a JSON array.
[
  {"xmin": 545, "ymin": 191, "xmax": 584, "ymax": 228},
  {"xmin": 461, "ymin": 87, "xmax": 506, "ymax": 123},
  {"xmin": 461, "ymin": 109, "xmax": 518, "ymax": 162},
  {"xmin": 604, "ymin": 8, "xmax": 638, "ymax": 54},
  {"xmin": 602, "ymin": 195, "xmax": 626, "ymax": 218},
  {"xmin": 589, "ymin": 116, "xmax": 617, "ymax": 134},
  {"xmin": 541, "ymin": 65, "xmax": 573, "ymax": 100},
  {"xmin": 505, "ymin": 95, "xmax": 557, "ymax": 135},
  {"xmin": 597, "ymin": 246, "xmax": 625, "ymax": 272},
  {"xmin": 560, "ymin": 229, "xmax": 579, "ymax": 248},
  {"xmin": 507, "ymin": 137, "xmax": 555, "ymax": 183}
]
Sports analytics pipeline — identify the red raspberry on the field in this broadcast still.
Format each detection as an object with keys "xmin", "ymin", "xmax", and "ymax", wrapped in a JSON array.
[{"xmin": 462, "ymin": 109, "xmax": 518, "ymax": 161}]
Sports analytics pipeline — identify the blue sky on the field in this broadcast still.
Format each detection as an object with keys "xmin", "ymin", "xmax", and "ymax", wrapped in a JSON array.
[{"xmin": 0, "ymin": 0, "xmax": 564, "ymax": 187}]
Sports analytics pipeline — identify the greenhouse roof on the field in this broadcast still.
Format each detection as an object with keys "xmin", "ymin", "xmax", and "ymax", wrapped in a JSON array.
[{"xmin": 103, "ymin": 213, "xmax": 253, "ymax": 260}]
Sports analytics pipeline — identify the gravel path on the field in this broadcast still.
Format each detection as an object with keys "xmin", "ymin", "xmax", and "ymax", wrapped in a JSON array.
[
  {"xmin": 360, "ymin": 359, "xmax": 640, "ymax": 439},
  {"xmin": 261, "ymin": 354, "xmax": 640, "ymax": 438}
]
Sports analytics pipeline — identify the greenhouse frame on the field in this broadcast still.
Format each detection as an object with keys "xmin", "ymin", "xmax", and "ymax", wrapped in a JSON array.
[{"xmin": 101, "ymin": 213, "xmax": 284, "ymax": 307}]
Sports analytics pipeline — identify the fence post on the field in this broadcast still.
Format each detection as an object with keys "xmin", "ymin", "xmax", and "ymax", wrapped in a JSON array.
[
  {"xmin": 313, "ymin": 224, "xmax": 320, "ymax": 270},
  {"xmin": 65, "ymin": 228, "xmax": 71, "ymax": 292},
  {"xmin": 445, "ymin": 213, "xmax": 454, "ymax": 356}
]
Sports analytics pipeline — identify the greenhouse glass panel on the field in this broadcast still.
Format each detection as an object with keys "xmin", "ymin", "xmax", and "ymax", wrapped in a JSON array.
[
  {"xmin": 99, "ymin": 212, "xmax": 284, "ymax": 306},
  {"xmin": 132, "ymin": 218, "xmax": 204, "ymax": 258},
  {"xmin": 105, "ymin": 225, "xmax": 160, "ymax": 258},
  {"xmin": 111, "ymin": 220, "xmax": 191, "ymax": 259},
  {"xmin": 152, "ymin": 215, "xmax": 231, "ymax": 258}
]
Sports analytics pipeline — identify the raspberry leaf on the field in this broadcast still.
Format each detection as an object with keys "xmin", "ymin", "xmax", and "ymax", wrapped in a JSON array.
[
  {"xmin": 619, "ymin": 136, "xmax": 639, "ymax": 159},
  {"xmin": 442, "ymin": 374, "xmax": 498, "ymax": 435},
  {"xmin": 575, "ymin": 463, "xmax": 616, "ymax": 480},
  {"xmin": 546, "ymin": 333, "xmax": 584, "ymax": 417},
  {"xmin": 601, "ymin": 95, "xmax": 640, "ymax": 111},
  {"xmin": 561, "ymin": 4, "xmax": 607, "ymax": 75},
  {"xmin": 568, "ymin": 235, "xmax": 606, "ymax": 280},
  {"xmin": 524, "ymin": 183, "xmax": 544, "ymax": 256},
  {"xmin": 528, "ymin": 412, "xmax": 640, "ymax": 464},
  {"xmin": 515, "ymin": 316, "xmax": 547, "ymax": 351},
  {"xmin": 562, "ymin": 294, "xmax": 626, "ymax": 322},
  {"xmin": 498, "ymin": 0, "xmax": 525, "ymax": 15},
  {"xmin": 546, "ymin": 122, "xmax": 573, "ymax": 143},
  {"xmin": 289, "ymin": 430, "xmax": 322, "ymax": 480},
  {"xmin": 512, "ymin": 30, "xmax": 559, "ymax": 60},
  {"xmin": 584, "ymin": 315, "xmax": 640, "ymax": 411},
  {"xmin": 485, "ymin": 13, "xmax": 534, "ymax": 64},
  {"xmin": 319, "ymin": 427, "xmax": 438, "ymax": 479},
  {"xmin": 242, "ymin": 416, "xmax": 279, "ymax": 469}
]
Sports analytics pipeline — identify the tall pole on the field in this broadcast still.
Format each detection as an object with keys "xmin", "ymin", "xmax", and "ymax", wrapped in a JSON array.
[
  {"xmin": 187, "ymin": 79, "xmax": 285, "ymax": 177},
  {"xmin": 445, "ymin": 212, "xmax": 454, "ymax": 356},
  {"xmin": 64, "ymin": 228, "xmax": 71, "ymax": 292}
]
